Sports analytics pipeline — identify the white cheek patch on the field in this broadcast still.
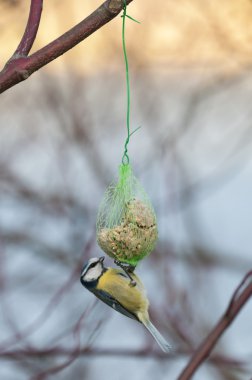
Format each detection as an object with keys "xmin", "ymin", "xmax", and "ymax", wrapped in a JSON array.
[{"xmin": 84, "ymin": 264, "xmax": 102, "ymax": 281}]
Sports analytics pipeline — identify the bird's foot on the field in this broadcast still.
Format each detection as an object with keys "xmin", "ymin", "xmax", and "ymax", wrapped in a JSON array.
[{"xmin": 114, "ymin": 260, "xmax": 136, "ymax": 287}]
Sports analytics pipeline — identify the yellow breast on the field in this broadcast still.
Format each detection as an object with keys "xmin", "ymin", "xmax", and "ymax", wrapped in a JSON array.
[{"xmin": 97, "ymin": 268, "xmax": 149, "ymax": 317}]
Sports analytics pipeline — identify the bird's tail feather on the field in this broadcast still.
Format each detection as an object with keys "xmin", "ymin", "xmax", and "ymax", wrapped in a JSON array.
[{"xmin": 142, "ymin": 319, "xmax": 172, "ymax": 353}]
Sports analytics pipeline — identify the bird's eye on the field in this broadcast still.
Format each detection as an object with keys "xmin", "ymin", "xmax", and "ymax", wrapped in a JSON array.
[{"xmin": 89, "ymin": 262, "xmax": 98, "ymax": 269}]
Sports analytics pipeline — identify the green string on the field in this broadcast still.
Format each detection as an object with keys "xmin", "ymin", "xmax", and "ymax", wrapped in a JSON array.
[{"xmin": 121, "ymin": 0, "xmax": 140, "ymax": 165}]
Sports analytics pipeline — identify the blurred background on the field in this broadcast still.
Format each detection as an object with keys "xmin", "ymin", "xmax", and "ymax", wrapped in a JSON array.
[{"xmin": 1, "ymin": 0, "xmax": 252, "ymax": 379}]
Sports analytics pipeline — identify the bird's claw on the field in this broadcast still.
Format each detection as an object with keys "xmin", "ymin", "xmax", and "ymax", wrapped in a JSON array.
[
  {"xmin": 129, "ymin": 280, "xmax": 136, "ymax": 287},
  {"xmin": 114, "ymin": 259, "xmax": 137, "ymax": 286}
]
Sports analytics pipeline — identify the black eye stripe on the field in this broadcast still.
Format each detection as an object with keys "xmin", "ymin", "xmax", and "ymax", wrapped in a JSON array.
[{"xmin": 89, "ymin": 262, "xmax": 98, "ymax": 269}]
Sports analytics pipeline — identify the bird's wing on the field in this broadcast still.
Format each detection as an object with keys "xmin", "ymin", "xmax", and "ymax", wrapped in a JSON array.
[{"xmin": 91, "ymin": 287, "xmax": 139, "ymax": 321}]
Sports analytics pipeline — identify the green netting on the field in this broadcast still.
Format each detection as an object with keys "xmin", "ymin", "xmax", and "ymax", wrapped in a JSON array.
[{"xmin": 96, "ymin": 163, "xmax": 158, "ymax": 266}]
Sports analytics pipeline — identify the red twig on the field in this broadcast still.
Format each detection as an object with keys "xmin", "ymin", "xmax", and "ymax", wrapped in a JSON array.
[
  {"xmin": 177, "ymin": 271, "xmax": 252, "ymax": 380},
  {"xmin": 12, "ymin": 0, "xmax": 43, "ymax": 57},
  {"xmin": 0, "ymin": 0, "xmax": 134, "ymax": 94}
]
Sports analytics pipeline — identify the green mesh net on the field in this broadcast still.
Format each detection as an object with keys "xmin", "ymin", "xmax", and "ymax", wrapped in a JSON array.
[{"xmin": 96, "ymin": 163, "xmax": 158, "ymax": 267}]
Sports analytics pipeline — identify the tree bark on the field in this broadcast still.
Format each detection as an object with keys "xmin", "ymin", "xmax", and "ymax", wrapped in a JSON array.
[{"xmin": 0, "ymin": 0, "xmax": 134, "ymax": 94}]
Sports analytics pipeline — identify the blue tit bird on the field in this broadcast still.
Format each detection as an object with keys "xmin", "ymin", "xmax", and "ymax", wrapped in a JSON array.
[{"xmin": 80, "ymin": 256, "xmax": 172, "ymax": 353}]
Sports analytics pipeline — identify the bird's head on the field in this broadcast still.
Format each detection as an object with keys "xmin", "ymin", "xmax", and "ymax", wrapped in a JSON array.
[{"xmin": 80, "ymin": 256, "xmax": 105, "ymax": 286}]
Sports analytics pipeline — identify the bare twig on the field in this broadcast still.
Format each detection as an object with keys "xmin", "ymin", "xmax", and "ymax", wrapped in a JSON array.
[
  {"xmin": 177, "ymin": 271, "xmax": 252, "ymax": 380},
  {"xmin": 0, "ymin": 0, "xmax": 134, "ymax": 94},
  {"xmin": 12, "ymin": 0, "xmax": 43, "ymax": 58},
  {"xmin": 0, "ymin": 346, "xmax": 246, "ymax": 369}
]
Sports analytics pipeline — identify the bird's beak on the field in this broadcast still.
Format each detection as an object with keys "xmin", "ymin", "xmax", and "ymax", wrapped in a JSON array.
[{"xmin": 99, "ymin": 256, "xmax": 105, "ymax": 263}]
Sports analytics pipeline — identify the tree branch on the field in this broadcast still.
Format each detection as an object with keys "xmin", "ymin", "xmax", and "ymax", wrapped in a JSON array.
[
  {"xmin": 0, "ymin": 0, "xmax": 134, "ymax": 94},
  {"xmin": 177, "ymin": 271, "xmax": 252, "ymax": 380},
  {"xmin": 12, "ymin": 0, "xmax": 43, "ymax": 58}
]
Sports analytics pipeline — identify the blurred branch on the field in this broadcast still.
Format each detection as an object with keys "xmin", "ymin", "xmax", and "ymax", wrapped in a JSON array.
[
  {"xmin": 0, "ymin": 164, "xmax": 89, "ymax": 217},
  {"xmin": 0, "ymin": 347, "xmax": 246, "ymax": 369},
  {"xmin": 12, "ymin": 0, "xmax": 43, "ymax": 57},
  {"xmin": 177, "ymin": 271, "xmax": 252, "ymax": 380},
  {"xmin": 0, "ymin": 0, "xmax": 134, "ymax": 94},
  {"xmin": 0, "ymin": 234, "xmax": 96, "ymax": 354},
  {"xmin": 0, "ymin": 264, "xmax": 77, "ymax": 354}
]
